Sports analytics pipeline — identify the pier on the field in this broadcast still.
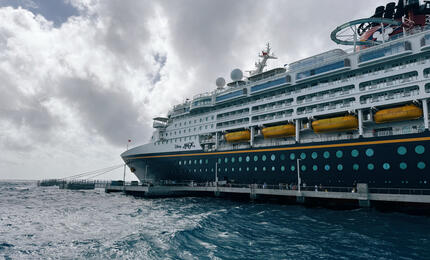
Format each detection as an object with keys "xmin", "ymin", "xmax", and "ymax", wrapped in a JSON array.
[{"xmin": 105, "ymin": 182, "xmax": 430, "ymax": 212}]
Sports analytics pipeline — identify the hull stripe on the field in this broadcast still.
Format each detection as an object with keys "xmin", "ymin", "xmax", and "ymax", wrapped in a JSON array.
[{"xmin": 126, "ymin": 136, "xmax": 430, "ymax": 160}]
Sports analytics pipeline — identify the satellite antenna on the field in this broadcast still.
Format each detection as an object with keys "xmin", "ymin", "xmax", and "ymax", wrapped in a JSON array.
[
  {"xmin": 216, "ymin": 77, "xmax": 226, "ymax": 89},
  {"xmin": 230, "ymin": 68, "xmax": 243, "ymax": 81}
]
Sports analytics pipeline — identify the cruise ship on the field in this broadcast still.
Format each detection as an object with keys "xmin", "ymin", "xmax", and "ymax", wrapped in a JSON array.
[{"xmin": 122, "ymin": 0, "xmax": 430, "ymax": 189}]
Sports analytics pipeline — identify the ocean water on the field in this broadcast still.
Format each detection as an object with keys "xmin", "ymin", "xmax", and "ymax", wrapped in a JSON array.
[{"xmin": 1, "ymin": 181, "xmax": 429, "ymax": 260}]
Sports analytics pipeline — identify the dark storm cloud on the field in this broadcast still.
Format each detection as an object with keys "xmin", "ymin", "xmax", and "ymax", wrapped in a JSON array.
[{"xmin": 59, "ymin": 77, "xmax": 147, "ymax": 146}]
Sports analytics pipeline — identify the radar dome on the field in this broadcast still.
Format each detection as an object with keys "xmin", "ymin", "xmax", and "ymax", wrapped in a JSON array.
[
  {"xmin": 216, "ymin": 77, "xmax": 226, "ymax": 89},
  {"xmin": 230, "ymin": 68, "xmax": 243, "ymax": 81}
]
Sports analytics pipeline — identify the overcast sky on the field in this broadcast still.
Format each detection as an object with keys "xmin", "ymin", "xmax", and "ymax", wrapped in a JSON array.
[{"xmin": 0, "ymin": 0, "xmax": 389, "ymax": 180}]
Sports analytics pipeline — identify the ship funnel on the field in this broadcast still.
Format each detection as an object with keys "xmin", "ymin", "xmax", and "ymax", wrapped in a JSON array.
[{"xmin": 384, "ymin": 2, "xmax": 396, "ymax": 19}]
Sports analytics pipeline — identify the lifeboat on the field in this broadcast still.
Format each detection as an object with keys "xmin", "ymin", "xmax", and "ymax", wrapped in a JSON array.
[
  {"xmin": 224, "ymin": 130, "xmax": 250, "ymax": 142},
  {"xmin": 312, "ymin": 115, "xmax": 358, "ymax": 133},
  {"xmin": 374, "ymin": 105, "xmax": 423, "ymax": 124},
  {"xmin": 262, "ymin": 124, "xmax": 295, "ymax": 138}
]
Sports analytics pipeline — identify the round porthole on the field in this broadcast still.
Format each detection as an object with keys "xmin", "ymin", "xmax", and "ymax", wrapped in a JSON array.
[
  {"xmin": 311, "ymin": 152, "xmax": 318, "ymax": 159},
  {"xmin": 271, "ymin": 154, "xmax": 276, "ymax": 161},
  {"xmin": 324, "ymin": 165, "xmax": 330, "ymax": 171},
  {"xmin": 353, "ymin": 164, "xmax": 359, "ymax": 171},
  {"xmin": 365, "ymin": 148, "xmax": 374, "ymax": 157},
  {"xmin": 313, "ymin": 165, "xmax": 318, "ymax": 171},
  {"xmin": 281, "ymin": 166, "xmax": 285, "ymax": 172},
  {"xmin": 415, "ymin": 145, "xmax": 425, "ymax": 155},
  {"xmin": 301, "ymin": 165, "xmax": 307, "ymax": 171},
  {"xmin": 238, "ymin": 157, "xmax": 242, "ymax": 162},
  {"xmin": 280, "ymin": 154, "xmax": 286, "ymax": 160},
  {"xmin": 351, "ymin": 149, "xmax": 359, "ymax": 158},
  {"xmin": 399, "ymin": 162, "xmax": 407, "ymax": 170},
  {"xmin": 336, "ymin": 150, "xmax": 343, "ymax": 158},
  {"xmin": 323, "ymin": 151, "xmax": 330, "ymax": 159},
  {"xmin": 291, "ymin": 165, "xmax": 296, "ymax": 171},
  {"xmin": 397, "ymin": 146, "xmax": 407, "ymax": 155},
  {"xmin": 254, "ymin": 155, "xmax": 258, "ymax": 162},
  {"xmin": 418, "ymin": 162, "xmax": 426, "ymax": 169},
  {"xmin": 337, "ymin": 164, "xmax": 343, "ymax": 171},
  {"xmin": 368, "ymin": 163, "xmax": 375, "ymax": 170},
  {"xmin": 231, "ymin": 157, "xmax": 235, "ymax": 163},
  {"xmin": 272, "ymin": 166, "xmax": 275, "ymax": 171},
  {"xmin": 262, "ymin": 155, "xmax": 267, "ymax": 161},
  {"xmin": 300, "ymin": 153, "xmax": 306, "ymax": 160},
  {"xmin": 383, "ymin": 163, "xmax": 390, "ymax": 170},
  {"xmin": 290, "ymin": 153, "xmax": 296, "ymax": 160},
  {"xmin": 246, "ymin": 156, "xmax": 250, "ymax": 162}
]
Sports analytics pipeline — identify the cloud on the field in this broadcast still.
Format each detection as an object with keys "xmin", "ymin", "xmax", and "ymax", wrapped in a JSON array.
[{"xmin": 0, "ymin": 0, "xmax": 387, "ymax": 179}]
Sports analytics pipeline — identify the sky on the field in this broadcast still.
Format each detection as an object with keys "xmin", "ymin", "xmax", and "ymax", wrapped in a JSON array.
[{"xmin": 0, "ymin": 0, "xmax": 389, "ymax": 180}]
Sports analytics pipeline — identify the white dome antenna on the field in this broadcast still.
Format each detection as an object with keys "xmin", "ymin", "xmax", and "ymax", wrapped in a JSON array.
[
  {"xmin": 216, "ymin": 77, "xmax": 226, "ymax": 89},
  {"xmin": 230, "ymin": 68, "xmax": 243, "ymax": 81}
]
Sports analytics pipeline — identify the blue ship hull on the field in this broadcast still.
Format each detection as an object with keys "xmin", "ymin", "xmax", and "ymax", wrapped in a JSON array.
[{"xmin": 123, "ymin": 132, "xmax": 430, "ymax": 189}]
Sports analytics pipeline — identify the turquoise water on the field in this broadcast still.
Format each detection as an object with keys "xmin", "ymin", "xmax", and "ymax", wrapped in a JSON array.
[{"xmin": 1, "ymin": 181, "xmax": 429, "ymax": 259}]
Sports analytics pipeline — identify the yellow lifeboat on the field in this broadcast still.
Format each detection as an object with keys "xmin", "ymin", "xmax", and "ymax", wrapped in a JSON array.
[
  {"xmin": 374, "ymin": 105, "xmax": 423, "ymax": 124},
  {"xmin": 262, "ymin": 124, "xmax": 295, "ymax": 138},
  {"xmin": 225, "ymin": 130, "xmax": 250, "ymax": 142},
  {"xmin": 312, "ymin": 115, "xmax": 358, "ymax": 133}
]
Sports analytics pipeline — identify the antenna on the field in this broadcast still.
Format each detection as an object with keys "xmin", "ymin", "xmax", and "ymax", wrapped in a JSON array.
[{"xmin": 247, "ymin": 43, "xmax": 277, "ymax": 76}]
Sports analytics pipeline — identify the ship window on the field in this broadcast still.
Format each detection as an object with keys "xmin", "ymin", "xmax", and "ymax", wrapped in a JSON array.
[
  {"xmin": 312, "ymin": 165, "xmax": 318, "ymax": 171},
  {"xmin": 231, "ymin": 157, "xmax": 235, "ymax": 163},
  {"xmin": 323, "ymin": 151, "xmax": 330, "ymax": 159},
  {"xmin": 351, "ymin": 149, "xmax": 359, "ymax": 158},
  {"xmin": 311, "ymin": 152, "xmax": 318, "ymax": 159},
  {"xmin": 254, "ymin": 155, "xmax": 259, "ymax": 162},
  {"xmin": 232, "ymin": 168, "xmax": 234, "ymax": 172},
  {"xmin": 365, "ymin": 148, "xmax": 374, "ymax": 157},
  {"xmin": 281, "ymin": 166, "xmax": 285, "ymax": 172},
  {"xmin": 271, "ymin": 154, "xmax": 276, "ymax": 161},
  {"xmin": 353, "ymin": 164, "xmax": 359, "ymax": 171},
  {"xmin": 397, "ymin": 146, "xmax": 407, "ymax": 155},
  {"xmin": 337, "ymin": 164, "xmax": 343, "ymax": 171},
  {"xmin": 418, "ymin": 162, "xmax": 426, "ymax": 170},
  {"xmin": 262, "ymin": 155, "xmax": 267, "ymax": 161},
  {"xmin": 218, "ymin": 158, "xmax": 221, "ymax": 164},
  {"xmin": 368, "ymin": 163, "xmax": 375, "ymax": 170},
  {"xmin": 194, "ymin": 169, "xmax": 196, "ymax": 173},
  {"xmin": 301, "ymin": 165, "xmax": 307, "ymax": 171},
  {"xmin": 383, "ymin": 163, "xmax": 390, "ymax": 170},
  {"xmin": 179, "ymin": 161, "xmax": 182, "ymax": 165},
  {"xmin": 224, "ymin": 168, "xmax": 227, "ymax": 172},
  {"xmin": 224, "ymin": 158, "xmax": 228, "ymax": 163},
  {"xmin": 280, "ymin": 154, "xmax": 286, "ymax": 160},
  {"xmin": 247, "ymin": 167, "xmax": 250, "ymax": 172},
  {"xmin": 290, "ymin": 153, "xmax": 296, "ymax": 160},
  {"xmin": 205, "ymin": 159, "xmax": 208, "ymax": 164},
  {"xmin": 300, "ymin": 153, "xmax": 306, "ymax": 160},
  {"xmin": 324, "ymin": 165, "xmax": 330, "ymax": 171},
  {"xmin": 336, "ymin": 150, "xmax": 343, "ymax": 158},
  {"xmin": 239, "ymin": 167, "xmax": 242, "ymax": 172},
  {"xmin": 399, "ymin": 162, "xmax": 407, "ymax": 170},
  {"xmin": 254, "ymin": 167, "xmax": 258, "ymax": 172},
  {"xmin": 415, "ymin": 145, "xmax": 425, "ymax": 155},
  {"xmin": 211, "ymin": 168, "xmax": 214, "ymax": 172},
  {"xmin": 199, "ymin": 159, "xmax": 202, "ymax": 164},
  {"xmin": 290, "ymin": 165, "xmax": 296, "ymax": 172},
  {"xmin": 246, "ymin": 156, "xmax": 250, "ymax": 162},
  {"xmin": 263, "ymin": 167, "xmax": 266, "ymax": 172},
  {"xmin": 194, "ymin": 160, "xmax": 197, "ymax": 165}
]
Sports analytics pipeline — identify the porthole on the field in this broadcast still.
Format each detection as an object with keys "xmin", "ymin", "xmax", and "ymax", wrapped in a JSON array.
[
  {"xmin": 400, "ymin": 162, "xmax": 407, "ymax": 170},
  {"xmin": 365, "ymin": 148, "xmax": 374, "ymax": 157},
  {"xmin": 290, "ymin": 153, "xmax": 296, "ymax": 160},
  {"xmin": 211, "ymin": 168, "xmax": 214, "ymax": 172},
  {"xmin": 383, "ymin": 163, "xmax": 390, "ymax": 170},
  {"xmin": 351, "ymin": 149, "xmax": 359, "ymax": 158},
  {"xmin": 231, "ymin": 157, "xmax": 235, "ymax": 163},
  {"xmin": 232, "ymin": 168, "xmax": 235, "ymax": 172},
  {"xmin": 263, "ymin": 167, "xmax": 266, "ymax": 171},
  {"xmin": 205, "ymin": 169, "xmax": 208, "ymax": 172},
  {"xmin": 300, "ymin": 153, "xmax": 306, "ymax": 160},
  {"xmin": 281, "ymin": 166, "xmax": 285, "ymax": 172},
  {"xmin": 262, "ymin": 155, "xmax": 267, "ymax": 161},
  {"xmin": 353, "ymin": 164, "xmax": 359, "ymax": 171},
  {"xmin": 194, "ymin": 169, "xmax": 196, "ymax": 173},
  {"xmin": 324, "ymin": 165, "xmax": 330, "ymax": 171},
  {"xmin": 199, "ymin": 169, "xmax": 202, "ymax": 172},
  {"xmin": 239, "ymin": 167, "xmax": 242, "ymax": 172},
  {"xmin": 224, "ymin": 168, "xmax": 227, "ymax": 172},
  {"xmin": 397, "ymin": 146, "xmax": 407, "ymax": 155},
  {"xmin": 323, "ymin": 151, "xmax": 330, "ymax": 159},
  {"xmin": 184, "ymin": 160, "xmax": 187, "ymax": 165},
  {"xmin": 224, "ymin": 158, "xmax": 228, "ymax": 163},
  {"xmin": 336, "ymin": 150, "xmax": 343, "ymax": 158},
  {"xmin": 205, "ymin": 159, "xmax": 208, "ymax": 164},
  {"xmin": 189, "ymin": 160, "xmax": 192, "ymax": 165},
  {"xmin": 194, "ymin": 160, "xmax": 197, "ymax": 165},
  {"xmin": 272, "ymin": 166, "xmax": 275, "ymax": 171},
  {"xmin": 246, "ymin": 156, "xmax": 250, "ymax": 162},
  {"xmin": 271, "ymin": 154, "xmax": 276, "ymax": 161},
  {"xmin": 238, "ymin": 157, "xmax": 242, "ymax": 162},
  {"xmin": 254, "ymin": 167, "xmax": 258, "ymax": 172},
  {"xmin": 246, "ymin": 167, "xmax": 250, "ymax": 172},
  {"xmin": 301, "ymin": 165, "xmax": 307, "ymax": 171},
  {"xmin": 291, "ymin": 165, "xmax": 296, "ymax": 171},
  {"xmin": 337, "ymin": 164, "xmax": 343, "ymax": 171},
  {"xmin": 415, "ymin": 145, "xmax": 425, "ymax": 155},
  {"xmin": 312, "ymin": 165, "xmax": 318, "ymax": 171},
  {"xmin": 179, "ymin": 161, "xmax": 182, "ymax": 165},
  {"xmin": 254, "ymin": 155, "xmax": 259, "ymax": 162},
  {"xmin": 199, "ymin": 159, "xmax": 203, "ymax": 165},
  {"xmin": 311, "ymin": 152, "xmax": 318, "ymax": 159},
  {"xmin": 280, "ymin": 154, "xmax": 286, "ymax": 160},
  {"xmin": 418, "ymin": 162, "xmax": 426, "ymax": 169},
  {"xmin": 368, "ymin": 163, "xmax": 375, "ymax": 170}
]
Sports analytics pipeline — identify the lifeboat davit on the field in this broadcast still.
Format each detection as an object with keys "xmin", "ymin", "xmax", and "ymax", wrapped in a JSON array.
[
  {"xmin": 312, "ymin": 115, "xmax": 358, "ymax": 133},
  {"xmin": 225, "ymin": 130, "xmax": 250, "ymax": 142},
  {"xmin": 262, "ymin": 124, "xmax": 295, "ymax": 138},
  {"xmin": 374, "ymin": 105, "xmax": 423, "ymax": 124}
]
